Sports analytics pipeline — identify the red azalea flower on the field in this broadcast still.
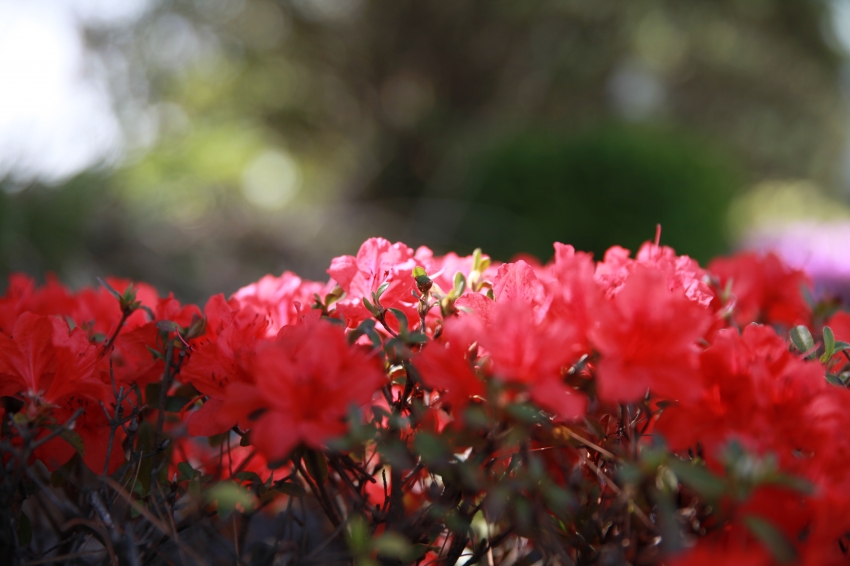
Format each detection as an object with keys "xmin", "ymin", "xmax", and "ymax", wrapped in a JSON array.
[
  {"xmin": 591, "ymin": 265, "xmax": 713, "ymax": 403},
  {"xmin": 413, "ymin": 325, "xmax": 485, "ymax": 413},
  {"xmin": 656, "ymin": 324, "xmax": 826, "ymax": 469},
  {"xmin": 0, "ymin": 313, "xmax": 107, "ymax": 405},
  {"xmin": 220, "ymin": 318, "xmax": 385, "ymax": 463},
  {"xmin": 231, "ymin": 271, "xmax": 327, "ymax": 337},
  {"xmin": 709, "ymin": 251, "xmax": 811, "ymax": 327},
  {"xmin": 327, "ymin": 237, "xmax": 420, "ymax": 328},
  {"xmin": 181, "ymin": 295, "xmax": 270, "ymax": 436},
  {"xmin": 595, "ymin": 242, "xmax": 713, "ymax": 306}
]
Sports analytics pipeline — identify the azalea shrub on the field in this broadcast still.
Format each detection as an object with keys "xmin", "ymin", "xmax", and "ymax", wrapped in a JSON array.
[{"xmin": 2, "ymin": 233, "xmax": 850, "ymax": 565}]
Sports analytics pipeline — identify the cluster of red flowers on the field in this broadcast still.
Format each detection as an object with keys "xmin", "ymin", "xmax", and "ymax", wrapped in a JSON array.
[{"xmin": 2, "ymin": 234, "xmax": 850, "ymax": 564}]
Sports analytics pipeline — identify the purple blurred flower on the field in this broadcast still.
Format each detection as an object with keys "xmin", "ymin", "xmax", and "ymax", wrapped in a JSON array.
[{"xmin": 744, "ymin": 221, "xmax": 850, "ymax": 303}]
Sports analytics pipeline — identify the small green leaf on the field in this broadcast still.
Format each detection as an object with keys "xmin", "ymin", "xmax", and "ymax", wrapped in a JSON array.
[
  {"xmin": 744, "ymin": 515, "xmax": 797, "ymax": 564},
  {"xmin": 790, "ymin": 325, "xmax": 814, "ymax": 355},
  {"xmin": 387, "ymin": 308, "xmax": 409, "ymax": 335},
  {"xmin": 185, "ymin": 316, "xmax": 207, "ymax": 340},
  {"xmin": 165, "ymin": 396, "xmax": 191, "ymax": 412},
  {"xmin": 177, "ymin": 462, "xmax": 199, "ymax": 481},
  {"xmin": 373, "ymin": 532, "xmax": 418, "ymax": 561},
  {"xmin": 348, "ymin": 319, "xmax": 380, "ymax": 347},
  {"xmin": 155, "ymin": 320, "xmax": 181, "ymax": 333},
  {"xmin": 462, "ymin": 405, "xmax": 490, "ymax": 430},
  {"xmin": 145, "ymin": 345, "xmax": 165, "ymax": 361},
  {"xmin": 471, "ymin": 248, "xmax": 483, "ymax": 272},
  {"xmin": 274, "ymin": 482, "xmax": 306, "ymax": 498},
  {"xmin": 405, "ymin": 332, "xmax": 428, "ymax": 344},
  {"xmin": 375, "ymin": 282, "xmax": 390, "ymax": 300},
  {"xmin": 206, "ymin": 481, "xmax": 255, "ymax": 519},
  {"xmin": 451, "ymin": 272, "xmax": 466, "ymax": 298},
  {"xmin": 823, "ymin": 326, "xmax": 835, "ymax": 357},
  {"xmin": 506, "ymin": 403, "xmax": 544, "ymax": 424},
  {"xmin": 667, "ymin": 459, "xmax": 726, "ymax": 500},
  {"xmin": 414, "ymin": 432, "xmax": 452, "ymax": 467},
  {"xmin": 653, "ymin": 488, "xmax": 684, "ymax": 553},
  {"xmin": 362, "ymin": 297, "xmax": 380, "ymax": 317},
  {"xmin": 377, "ymin": 439, "xmax": 415, "ymax": 469},
  {"xmin": 826, "ymin": 373, "xmax": 844, "ymax": 386},
  {"xmin": 98, "ymin": 277, "xmax": 122, "ymax": 300},
  {"xmin": 542, "ymin": 482, "xmax": 575, "ymax": 518},
  {"xmin": 346, "ymin": 514, "xmax": 371, "ymax": 556}
]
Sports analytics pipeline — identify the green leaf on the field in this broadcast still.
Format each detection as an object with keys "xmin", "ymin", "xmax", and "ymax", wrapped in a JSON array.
[
  {"xmin": 822, "ymin": 326, "xmax": 835, "ymax": 362},
  {"xmin": 405, "ymin": 332, "xmax": 428, "ymax": 344},
  {"xmin": 303, "ymin": 449, "xmax": 329, "ymax": 485},
  {"xmin": 177, "ymin": 462, "xmax": 199, "ymax": 481},
  {"xmin": 273, "ymin": 482, "xmax": 306, "ymax": 498},
  {"xmin": 667, "ymin": 459, "xmax": 726, "ymax": 500},
  {"xmin": 835, "ymin": 340, "xmax": 850, "ymax": 354},
  {"xmin": 451, "ymin": 272, "xmax": 466, "ymax": 298},
  {"xmin": 155, "ymin": 320, "xmax": 181, "ymax": 333},
  {"xmin": 826, "ymin": 373, "xmax": 844, "ymax": 386},
  {"xmin": 744, "ymin": 515, "xmax": 797, "ymax": 564},
  {"xmin": 97, "ymin": 277, "xmax": 122, "ymax": 300},
  {"xmin": 387, "ymin": 308, "xmax": 409, "ymax": 335},
  {"xmin": 17, "ymin": 511, "xmax": 32, "ymax": 547},
  {"xmin": 185, "ymin": 316, "xmax": 207, "ymax": 340},
  {"xmin": 377, "ymin": 439, "xmax": 415, "ymax": 469},
  {"xmin": 208, "ymin": 432, "xmax": 227, "ymax": 447},
  {"xmin": 471, "ymin": 248, "xmax": 484, "ymax": 272},
  {"xmin": 653, "ymin": 488, "xmax": 684, "ymax": 553},
  {"xmin": 165, "ymin": 396, "xmax": 191, "ymax": 412},
  {"xmin": 542, "ymin": 482, "xmax": 575, "ymax": 518},
  {"xmin": 346, "ymin": 515, "xmax": 373, "ymax": 561},
  {"xmin": 790, "ymin": 325, "xmax": 814, "ymax": 355},
  {"xmin": 506, "ymin": 403, "xmax": 544, "ymax": 424},
  {"xmin": 145, "ymin": 345, "xmax": 165, "ymax": 361},
  {"xmin": 375, "ymin": 281, "xmax": 390, "ymax": 300},
  {"xmin": 373, "ymin": 532, "xmax": 419, "ymax": 561},
  {"xmin": 349, "ymin": 319, "xmax": 377, "ymax": 343},
  {"xmin": 769, "ymin": 473, "xmax": 814, "ymax": 495},
  {"xmin": 462, "ymin": 405, "xmax": 490, "ymax": 430},
  {"xmin": 206, "ymin": 481, "xmax": 255, "ymax": 519},
  {"xmin": 362, "ymin": 297, "xmax": 380, "ymax": 317},
  {"xmin": 617, "ymin": 463, "xmax": 643, "ymax": 486},
  {"xmin": 413, "ymin": 432, "xmax": 452, "ymax": 467}
]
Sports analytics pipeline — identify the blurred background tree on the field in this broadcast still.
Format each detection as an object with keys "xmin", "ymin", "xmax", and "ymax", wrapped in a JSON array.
[{"xmin": 1, "ymin": 0, "xmax": 848, "ymax": 300}]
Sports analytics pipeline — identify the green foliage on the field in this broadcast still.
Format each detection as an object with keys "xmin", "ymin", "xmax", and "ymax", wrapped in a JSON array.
[{"xmin": 455, "ymin": 124, "xmax": 742, "ymax": 263}]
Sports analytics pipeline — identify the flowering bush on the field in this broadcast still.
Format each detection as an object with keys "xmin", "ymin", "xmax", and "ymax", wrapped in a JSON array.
[{"xmin": 2, "ymin": 233, "xmax": 850, "ymax": 565}]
